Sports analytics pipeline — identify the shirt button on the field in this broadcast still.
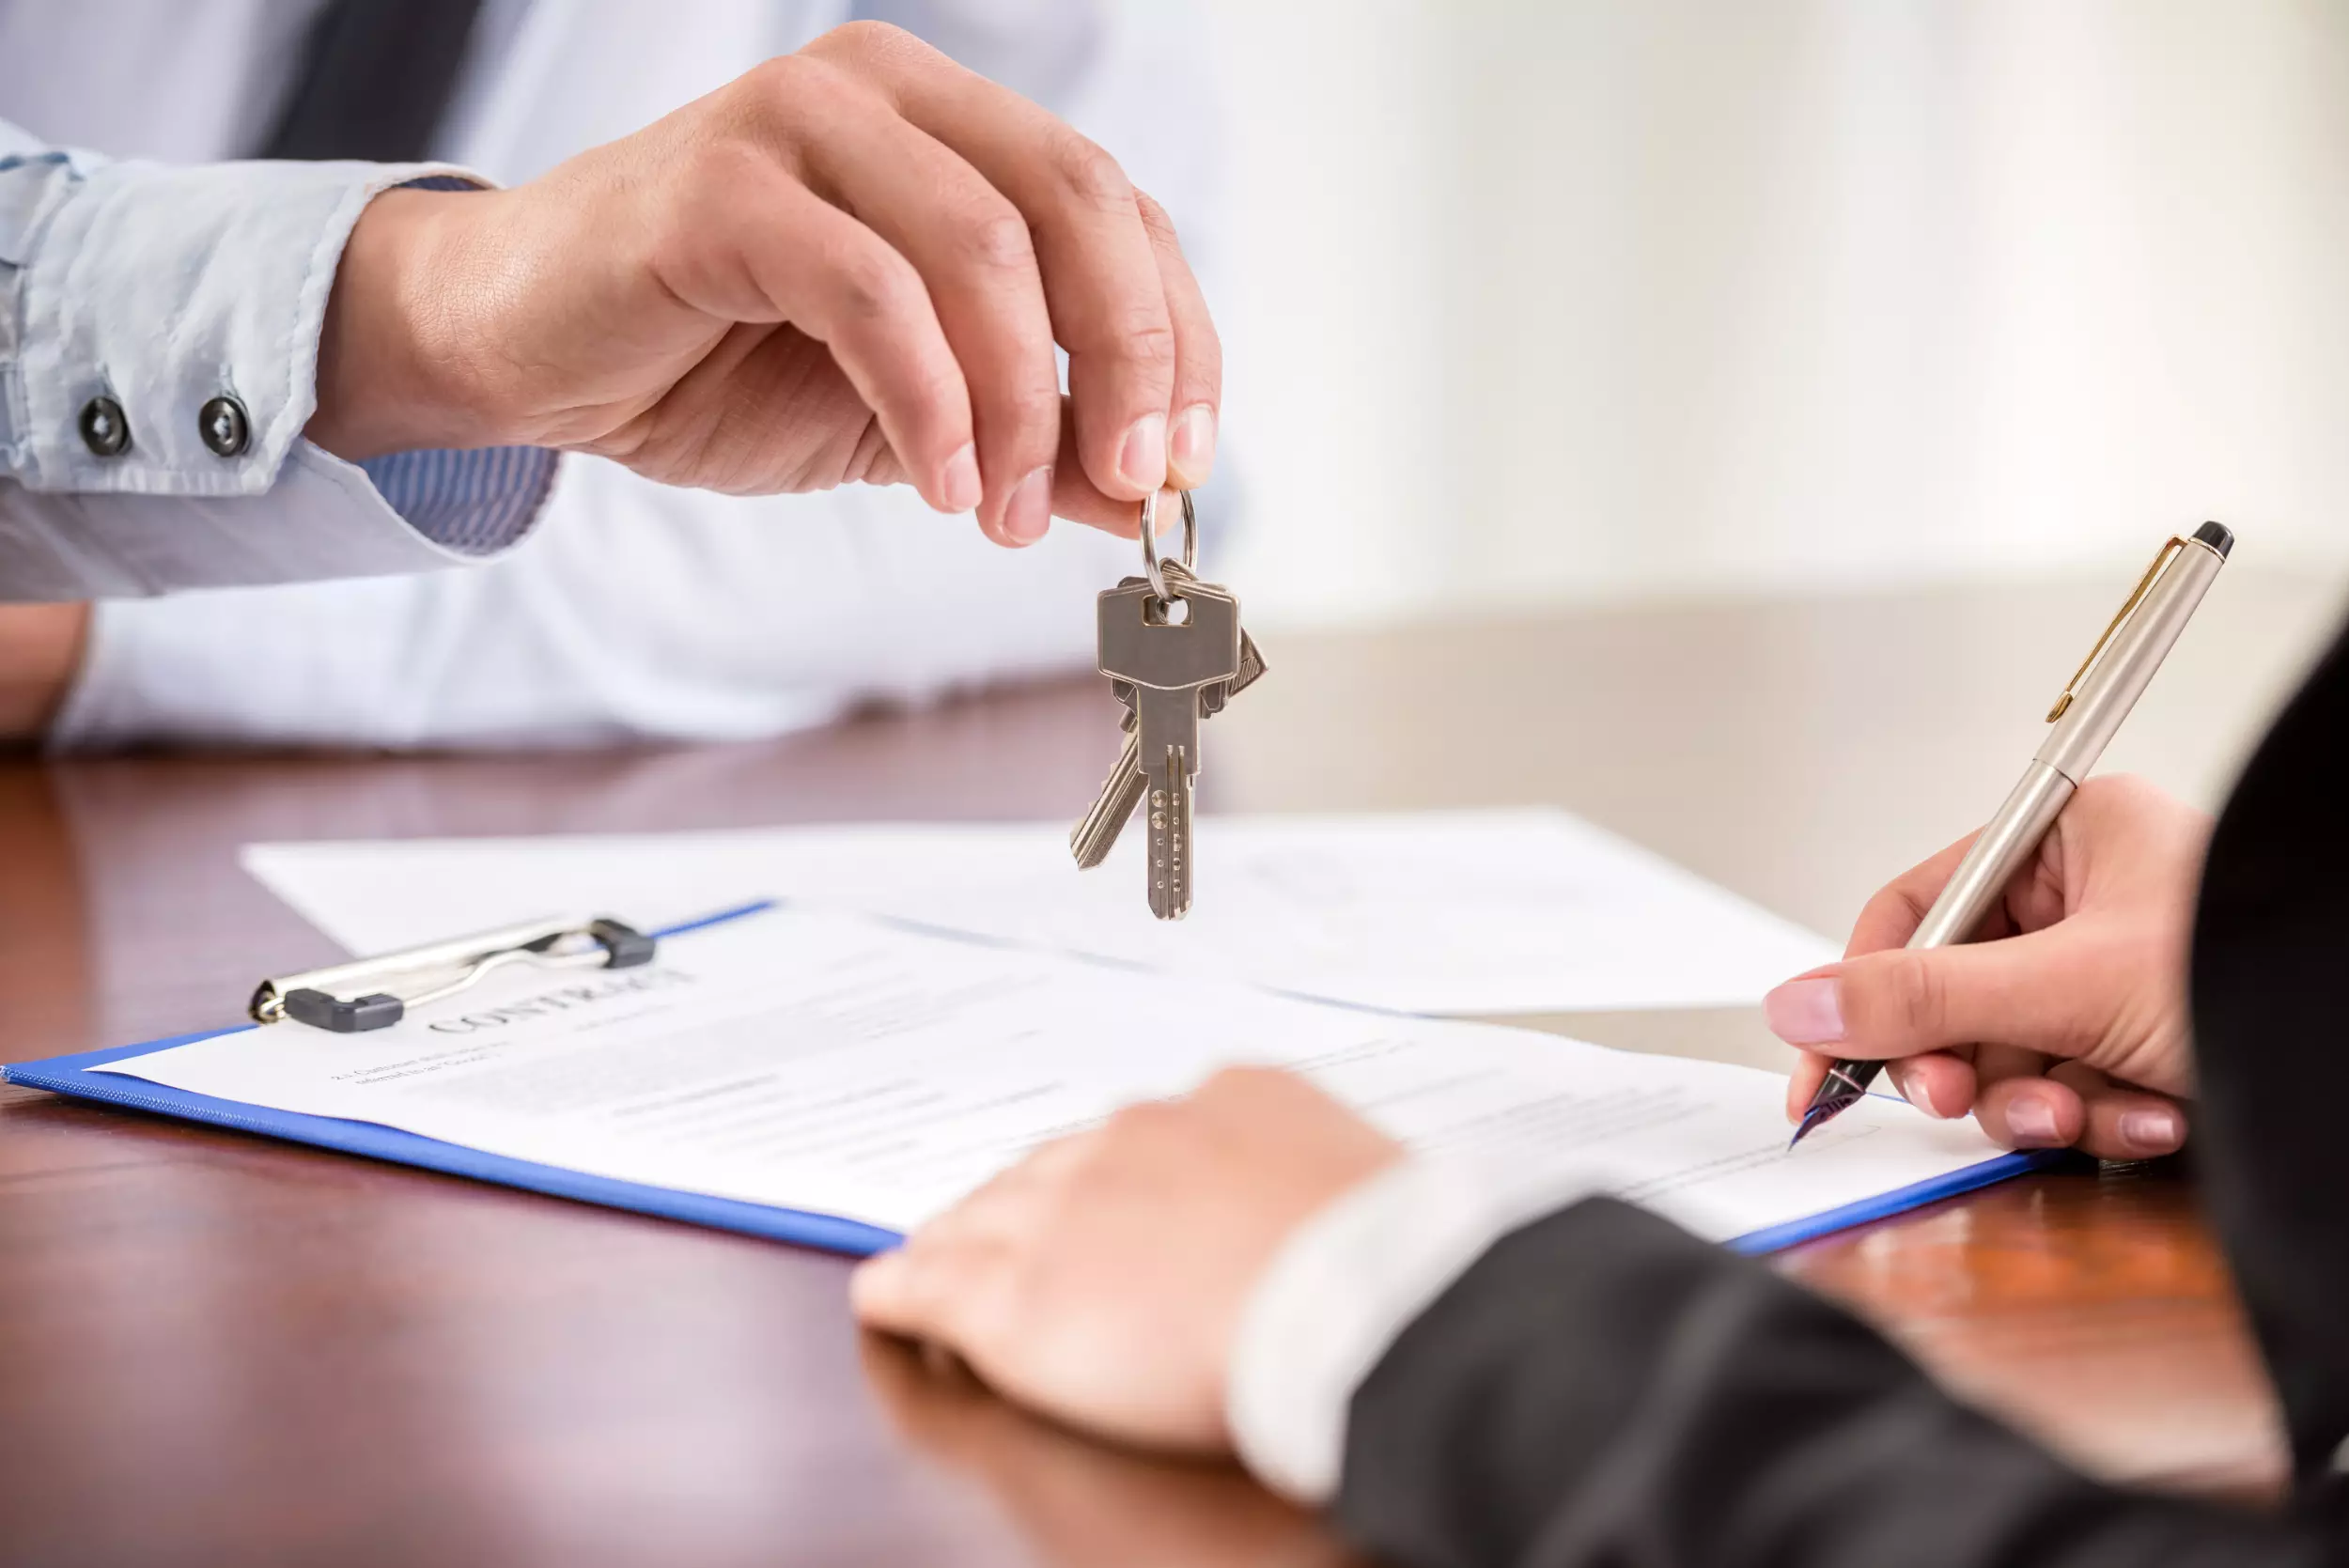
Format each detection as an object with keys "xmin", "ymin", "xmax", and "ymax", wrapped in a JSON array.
[
  {"xmin": 198, "ymin": 395, "xmax": 251, "ymax": 458},
  {"xmin": 79, "ymin": 396, "xmax": 132, "ymax": 458}
]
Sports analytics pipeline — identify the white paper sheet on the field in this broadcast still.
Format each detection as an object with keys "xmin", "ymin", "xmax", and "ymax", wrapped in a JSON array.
[
  {"xmin": 241, "ymin": 810, "xmax": 1834, "ymax": 1016},
  {"xmin": 99, "ymin": 905, "xmax": 1993, "ymax": 1240}
]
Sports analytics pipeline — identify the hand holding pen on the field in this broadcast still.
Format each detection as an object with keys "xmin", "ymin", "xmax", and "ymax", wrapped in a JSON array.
[{"xmin": 1779, "ymin": 524, "xmax": 2232, "ymax": 1157}]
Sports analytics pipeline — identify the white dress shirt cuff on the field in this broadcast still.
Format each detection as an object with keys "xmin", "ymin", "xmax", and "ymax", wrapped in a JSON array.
[
  {"xmin": 6, "ymin": 150, "xmax": 473, "ymax": 494},
  {"xmin": 1, "ymin": 149, "xmax": 555, "ymax": 597},
  {"xmin": 1226, "ymin": 1156, "xmax": 1611, "ymax": 1505}
]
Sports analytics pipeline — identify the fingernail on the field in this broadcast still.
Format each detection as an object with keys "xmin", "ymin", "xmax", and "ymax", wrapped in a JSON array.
[
  {"xmin": 1763, "ymin": 977, "xmax": 1844, "ymax": 1046},
  {"xmin": 1003, "ymin": 465, "xmax": 1052, "ymax": 545},
  {"xmin": 1887, "ymin": 1063, "xmax": 1936, "ymax": 1117},
  {"xmin": 1170, "ymin": 404, "xmax": 1217, "ymax": 483},
  {"xmin": 1119, "ymin": 413, "xmax": 1168, "ymax": 493},
  {"xmin": 2006, "ymin": 1099, "xmax": 2061, "ymax": 1147},
  {"xmin": 2119, "ymin": 1107, "xmax": 2185, "ymax": 1155},
  {"xmin": 941, "ymin": 443, "xmax": 982, "ymax": 513}
]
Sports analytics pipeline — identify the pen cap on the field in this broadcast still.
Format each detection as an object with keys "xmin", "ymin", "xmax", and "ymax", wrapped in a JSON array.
[{"xmin": 2034, "ymin": 533, "xmax": 2228, "ymax": 783}]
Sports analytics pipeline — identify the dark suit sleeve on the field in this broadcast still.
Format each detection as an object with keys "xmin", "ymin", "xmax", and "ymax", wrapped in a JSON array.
[
  {"xmin": 1331, "ymin": 615, "xmax": 2349, "ymax": 1568},
  {"xmin": 1332, "ymin": 1197, "xmax": 2331, "ymax": 1568},
  {"xmin": 2192, "ymin": 622, "xmax": 2349, "ymax": 1497}
]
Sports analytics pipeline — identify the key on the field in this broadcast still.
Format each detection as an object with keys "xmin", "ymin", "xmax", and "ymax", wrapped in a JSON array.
[
  {"xmin": 1203, "ymin": 627, "xmax": 1267, "ymax": 718},
  {"xmin": 1069, "ymin": 685, "xmax": 1149, "ymax": 870},
  {"xmin": 1071, "ymin": 568, "xmax": 1266, "ymax": 870},
  {"xmin": 1095, "ymin": 574, "xmax": 1242, "ymax": 918},
  {"xmin": 1069, "ymin": 629, "xmax": 1265, "ymax": 871},
  {"xmin": 1072, "ymin": 643, "xmax": 1264, "ymax": 869}
]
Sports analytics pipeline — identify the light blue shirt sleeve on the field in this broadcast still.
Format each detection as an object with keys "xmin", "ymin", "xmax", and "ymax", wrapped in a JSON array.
[{"xmin": 0, "ymin": 118, "xmax": 557, "ymax": 601}]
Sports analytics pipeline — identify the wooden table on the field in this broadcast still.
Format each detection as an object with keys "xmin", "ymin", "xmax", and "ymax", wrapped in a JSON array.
[{"xmin": 5, "ymin": 569, "xmax": 2341, "ymax": 1564}]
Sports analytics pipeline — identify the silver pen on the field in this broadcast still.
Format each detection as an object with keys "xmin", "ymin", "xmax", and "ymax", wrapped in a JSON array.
[{"xmin": 1790, "ymin": 521, "xmax": 2234, "ymax": 1146}]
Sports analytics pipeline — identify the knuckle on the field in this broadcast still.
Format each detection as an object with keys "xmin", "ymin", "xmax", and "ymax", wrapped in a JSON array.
[
  {"xmin": 1884, "ymin": 955, "xmax": 1947, "ymax": 1039},
  {"xmin": 806, "ymin": 19, "xmax": 928, "ymax": 73},
  {"xmin": 1050, "ymin": 132, "xmax": 1135, "ymax": 215},
  {"xmin": 1192, "ymin": 1065, "xmax": 1258, "ymax": 1105},
  {"xmin": 749, "ymin": 50, "xmax": 810, "ymax": 88},
  {"xmin": 737, "ymin": 54, "xmax": 795, "ymax": 99},
  {"xmin": 722, "ymin": 60, "xmax": 852, "ymax": 157},
  {"xmin": 956, "ymin": 202, "xmax": 1038, "ymax": 276},
  {"xmin": 1120, "ymin": 314, "xmax": 1178, "ymax": 377},
  {"xmin": 1209, "ymin": 1063, "xmax": 1286, "ymax": 1095},
  {"xmin": 1104, "ymin": 1099, "xmax": 1175, "ymax": 1140},
  {"xmin": 685, "ymin": 136, "xmax": 774, "ymax": 205},
  {"xmin": 998, "ymin": 380, "xmax": 1063, "ymax": 445},
  {"xmin": 2093, "ymin": 772, "xmax": 2166, "ymax": 819},
  {"xmin": 830, "ymin": 241, "xmax": 921, "ymax": 325},
  {"xmin": 1131, "ymin": 187, "xmax": 1181, "ymax": 248},
  {"xmin": 1850, "ymin": 886, "xmax": 1910, "ymax": 942},
  {"xmin": 1082, "ymin": 298, "xmax": 1176, "ymax": 376},
  {"xmin": 2077, "ymin": 773, "xmax": 2133, "ymax": 809},
  {"xmin": 746, "ymin": 50, "xmax": 838, "ymax": 112}
]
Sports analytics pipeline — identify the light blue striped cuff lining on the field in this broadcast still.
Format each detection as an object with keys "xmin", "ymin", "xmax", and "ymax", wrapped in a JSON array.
[{"xmin": 359, "ymin": 444, "xmax": 560, "ymax": 556}]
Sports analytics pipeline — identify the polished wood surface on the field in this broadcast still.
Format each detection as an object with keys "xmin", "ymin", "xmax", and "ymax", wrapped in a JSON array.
[{"xmin": 4, "ymin": 569, "xmax": 2341, "ymax": 1562}]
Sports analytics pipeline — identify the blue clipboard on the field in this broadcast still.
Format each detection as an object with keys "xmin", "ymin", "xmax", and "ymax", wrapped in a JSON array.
[{"xmin": 2, "ymin": 899, "xmax": 2053, "ymax": 1258}]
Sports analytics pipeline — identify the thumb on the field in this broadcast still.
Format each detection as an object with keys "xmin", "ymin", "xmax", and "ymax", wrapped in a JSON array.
[{"xmin": 1766, "ymin": 925, "xmax": 2113, "ymax": 1066}]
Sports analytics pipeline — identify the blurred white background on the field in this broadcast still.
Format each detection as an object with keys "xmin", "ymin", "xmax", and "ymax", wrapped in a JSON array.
[{"xmin": 1193, "ymin": 0, "xmax": 2349, "ymax": 629}]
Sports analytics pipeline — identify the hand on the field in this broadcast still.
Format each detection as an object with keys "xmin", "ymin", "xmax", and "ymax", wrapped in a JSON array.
[
  {"xmin": 1773, "ymin": 775, "xmax": 2209, "ymax": 1159},
  {"xmin": 0, "ymin": 602, "xmax": 90, "ymax": 742},
  {"xmin": 852, "ymin": 1066, "xmax": 1402, "ymax": 1453},
  {"xmin": 308, "ymin": 21, "xmax": 1219, "ymax": 548}
]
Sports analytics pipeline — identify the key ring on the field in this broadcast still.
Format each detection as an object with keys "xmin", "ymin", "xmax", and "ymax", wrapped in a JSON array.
[{"xmin": 1138, "ymin": 489, "xmax": 1200, "ymax": 601}]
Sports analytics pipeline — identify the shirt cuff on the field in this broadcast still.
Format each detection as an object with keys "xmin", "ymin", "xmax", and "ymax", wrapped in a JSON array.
[
  {"xmin": 0, "ymin": 150, "xmax": 557, "ymax": 593},
  {"xmin": 0, "ymin": 438, "xmax": 554, "ymax": 600},
  {"xmin": 360, "ymin": 445, "xmax": 558, "ymax": 556},
  {"xmin": 1226, "ymin": 1157, "xmax": 1612, "ymax": 1505},
  {"xmin": 3, "ymin": 151, "xmax": 481, "ymax": 496}
]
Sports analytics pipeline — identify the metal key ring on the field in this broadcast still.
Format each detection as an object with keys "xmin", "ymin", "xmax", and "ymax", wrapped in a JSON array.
[{"xmin": 1138, "ymin": 489, "xmax": 1200, "ymax": 601}]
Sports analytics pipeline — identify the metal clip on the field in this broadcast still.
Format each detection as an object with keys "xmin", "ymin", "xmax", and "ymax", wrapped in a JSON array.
[
  {"xmin": 2046, "ymin": 536, "xmax": 2187, "ymax": 722},
  {"xmin": 249, "ymin": 915, "xmax": 656, "ymax": 1033}
]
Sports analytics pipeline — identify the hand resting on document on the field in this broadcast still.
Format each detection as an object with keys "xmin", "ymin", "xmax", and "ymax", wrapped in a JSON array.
[
  {"xmin": 853, "ymin": 1066, "xmax": 1400, "ymax": 1455},
  {"xmin": 1770, "ymin": 775, "xmax": 2207, "ymax": 1162}
]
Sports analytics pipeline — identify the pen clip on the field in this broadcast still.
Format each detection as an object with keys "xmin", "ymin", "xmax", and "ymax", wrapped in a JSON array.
[
  {"xmin": 2046, "ymin": 536, "xmax": 2187, "ymax": 722},
  {"xmin": 250, "ymin": 916, "xmax": 657, "ymax": 1032}
]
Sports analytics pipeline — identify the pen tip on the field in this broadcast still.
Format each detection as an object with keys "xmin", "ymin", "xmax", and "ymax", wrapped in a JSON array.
[{"xmin": 1787, "ymin": 1102, "xmax": 1837, "ymax": 1150}]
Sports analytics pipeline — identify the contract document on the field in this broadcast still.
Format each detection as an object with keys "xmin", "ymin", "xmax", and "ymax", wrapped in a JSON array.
[
  {"xmin": 85, "ymin": 904, "xmax": 2012, "ymax": 1249},
  {"xmin": 242, "ymin": 810, "xmax": 1835, "ymax": 1017}
]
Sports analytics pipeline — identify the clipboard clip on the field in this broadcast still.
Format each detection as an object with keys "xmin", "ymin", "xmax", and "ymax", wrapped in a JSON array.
[
  {"xmin": 2046, "ymin": 535, "xmax": 2188, "ymax": 722},
  {"xmin": 249, "ymin": 915, "xmax": 657, "ymax": 1033}
]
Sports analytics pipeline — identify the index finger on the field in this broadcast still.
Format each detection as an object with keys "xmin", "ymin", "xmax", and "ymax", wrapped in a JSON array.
[
  {"xmin": 812, "ymin": 25, "xmax": 1181, "ymax": 503},
  {"xmin": 1843, "ymin": 830, "xmax": 1985, "ymax": 957}
]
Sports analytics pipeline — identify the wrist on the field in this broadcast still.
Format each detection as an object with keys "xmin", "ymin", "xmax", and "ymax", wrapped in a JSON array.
[
  {"xmin": 307, "ymin": 188, "xmax": 513, "ymax": 461},
  {"xmin": 0, "ymin": 603, "xmax": 92, "ymax": 743}
]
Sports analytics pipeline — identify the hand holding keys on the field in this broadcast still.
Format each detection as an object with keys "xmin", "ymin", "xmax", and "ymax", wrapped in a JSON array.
[{"xmin": 1069, "ymin": 493, "xmax": 1266, "ymax": 919}]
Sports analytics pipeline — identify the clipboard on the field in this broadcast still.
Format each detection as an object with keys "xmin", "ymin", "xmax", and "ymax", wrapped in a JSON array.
[
  {"xmin": 3, "ymin": 899, "xmax": 2055, "ymax": 1259},
  {"xmin": 6, "ymin": 900, "xmax": 900, "ymax": 1256}
]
